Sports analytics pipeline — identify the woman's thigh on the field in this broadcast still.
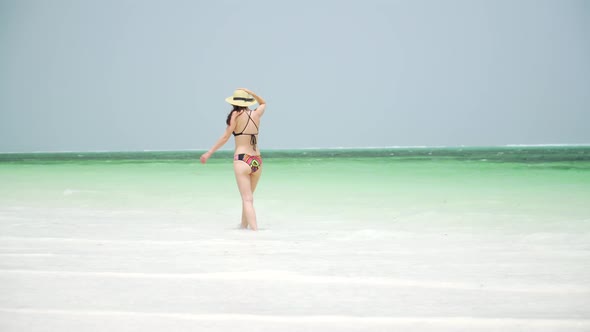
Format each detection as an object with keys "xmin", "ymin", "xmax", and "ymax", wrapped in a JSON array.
[
  {"xmin": 233, "ymin": 161, "xmax": 253, "ymax": 199},
  {"xmin": 250, "ymin": 166, "xmax": 262, "ymax": 192}
]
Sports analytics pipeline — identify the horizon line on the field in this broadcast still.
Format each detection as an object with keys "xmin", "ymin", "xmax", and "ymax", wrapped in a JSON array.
[{"xmin": 1, "ymin": 143, "xmax": 590, "ymax": 154}]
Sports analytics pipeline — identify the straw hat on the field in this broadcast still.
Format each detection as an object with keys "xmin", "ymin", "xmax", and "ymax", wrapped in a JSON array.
[{"xmin": 225, "ymin": 89, "xmax": 257, "ymax": 107}]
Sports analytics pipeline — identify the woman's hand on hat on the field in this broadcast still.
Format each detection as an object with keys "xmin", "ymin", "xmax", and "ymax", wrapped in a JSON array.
[{"xmin": 237, "ymin": 88, "xmax": 265, "ymax": 106}]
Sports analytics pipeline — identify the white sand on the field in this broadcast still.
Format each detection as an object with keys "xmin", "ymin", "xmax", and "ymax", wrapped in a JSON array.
[{"xmin": 1, "ymin": 205, "xmax": 590, "ymax": 331}]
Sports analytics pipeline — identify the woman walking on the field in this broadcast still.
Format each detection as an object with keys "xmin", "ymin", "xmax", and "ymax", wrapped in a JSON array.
[{"xmin": 200, "ymin": 88, "xmax": 266, "ymax": 231}]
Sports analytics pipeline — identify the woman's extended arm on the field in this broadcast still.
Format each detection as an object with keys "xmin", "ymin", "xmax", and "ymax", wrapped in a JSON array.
[{"xmin": 200, "ymin": 112, "xmax": 238, "ymax": 164}]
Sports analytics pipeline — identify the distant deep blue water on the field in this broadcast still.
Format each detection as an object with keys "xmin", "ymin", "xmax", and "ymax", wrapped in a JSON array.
[{"xmin": 1, "ymin": 146, "xmax": 590, "ymax": 164}]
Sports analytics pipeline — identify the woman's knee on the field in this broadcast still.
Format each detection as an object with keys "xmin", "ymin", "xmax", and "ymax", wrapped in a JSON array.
[{"xmin": 241, "ymin": 194, "xmax": 254, "ymax": 204}]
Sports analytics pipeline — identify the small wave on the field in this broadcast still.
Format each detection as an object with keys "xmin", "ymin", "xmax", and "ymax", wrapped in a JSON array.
[
  {"xmin": 3, "ymin": 269, "xmax": 587, "ymax": 294},
  {"xmin": 62, "ymin": 189, "xmax": 101, "ymax": 196},
  {"xmin": 0, "ymin": 308, "xmax": 589, "ymax": 327},
  {"xmin": 505, "ymin": 143, "xmax": 590, "ymax": 147}
]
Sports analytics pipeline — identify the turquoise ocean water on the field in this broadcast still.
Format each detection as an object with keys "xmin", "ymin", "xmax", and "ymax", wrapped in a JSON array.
[
  {"xmin": 1, "ymin": 146, "xmax": 590, "ymax": 331},
  {"xmin": 1, "ymin": 146, "xmax": 589, "ymax": 233}
]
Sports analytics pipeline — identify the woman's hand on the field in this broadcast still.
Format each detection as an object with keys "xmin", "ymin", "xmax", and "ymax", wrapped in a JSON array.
[
  {"xmin": 200, "ymin": 151, "xmax": 212, "ymax": 164},
  {"xmin": 237, "ymin": 88, "xmax": 266, "ymax": 106}
]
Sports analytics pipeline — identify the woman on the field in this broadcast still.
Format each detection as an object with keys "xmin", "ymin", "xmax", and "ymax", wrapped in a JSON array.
[{"xmin": 200, "ymin": 88, "xmax": 266, "ymax": 231}]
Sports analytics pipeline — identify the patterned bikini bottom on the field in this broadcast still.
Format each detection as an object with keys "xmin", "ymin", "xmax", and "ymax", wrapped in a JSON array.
[{"xmin": 234, "ymin": 153, "xmax": 262, "ymax": 173}]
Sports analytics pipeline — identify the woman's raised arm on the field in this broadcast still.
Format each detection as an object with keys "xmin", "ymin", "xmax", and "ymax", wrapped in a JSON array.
[{"xmin": 239, "ymin": 88, "xmax": 266, "ymax": 116}]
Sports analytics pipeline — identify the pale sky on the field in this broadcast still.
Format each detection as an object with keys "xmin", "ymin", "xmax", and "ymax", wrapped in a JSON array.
[{"xmin": 1, "ymin": 0, "xmax": 589, "ymax": 152}]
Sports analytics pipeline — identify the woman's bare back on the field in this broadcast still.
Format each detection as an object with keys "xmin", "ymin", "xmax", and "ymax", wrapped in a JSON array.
[{"xmin": 233, "ymin": 109, "xmax": 260, "ymax": 155}]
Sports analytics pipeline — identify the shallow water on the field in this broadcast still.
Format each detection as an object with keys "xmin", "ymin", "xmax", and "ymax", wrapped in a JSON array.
[{"xmin": 1, "ymin": 147, "xmax": 590, "ymax": 331}]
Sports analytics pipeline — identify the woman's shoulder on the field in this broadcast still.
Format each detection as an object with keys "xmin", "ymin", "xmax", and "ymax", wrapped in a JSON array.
[{"xmin": 252, "ymin": 106, "xmax": 265, "ymax": 117}]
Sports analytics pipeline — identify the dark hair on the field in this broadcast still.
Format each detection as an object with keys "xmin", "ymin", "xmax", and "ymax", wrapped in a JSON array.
[{"xmin": 226, "ymin": 105, "xmax": 247, "ymax": 125}]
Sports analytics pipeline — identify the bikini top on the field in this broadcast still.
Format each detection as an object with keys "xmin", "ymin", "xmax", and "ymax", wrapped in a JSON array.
[{"xmin": 232, "ymin": 110, "xmax": 259, "ymax": 150}]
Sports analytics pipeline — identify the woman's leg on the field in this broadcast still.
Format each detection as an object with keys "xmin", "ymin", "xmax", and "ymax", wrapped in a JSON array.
[
  {"xmin": 250, "ymin": 165, "xmax": 262, "ymax": 192},
  {"xmin": 240, "ymin": 206, "xmax": 248, "ymax": 229},
  {"xmin": 234, "ymin": 161, "xmax": 258, "ymax": 231},
  {"xmin": 240, "ymin": 166, "xmax": 262, "ymax": 228}
]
